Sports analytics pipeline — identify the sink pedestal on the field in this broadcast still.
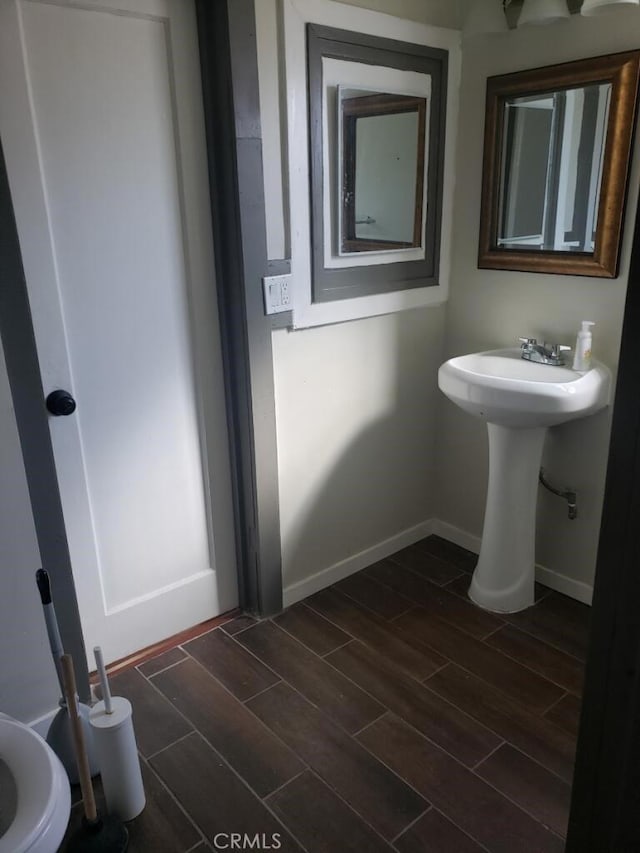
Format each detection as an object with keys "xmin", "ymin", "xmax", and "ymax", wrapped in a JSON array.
[
  {"xmin": 469, "ymin": 423, "xmax": 547, "ymax": 613},
  {"xmin": 439, "ymin": 346, "xmax": 610, "ymax": 612}
]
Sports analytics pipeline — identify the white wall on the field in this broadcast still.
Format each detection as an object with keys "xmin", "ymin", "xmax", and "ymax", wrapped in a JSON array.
[
  {"xmin": 274, "ymin": 307, "xmax": 445, "ymax": 596},
  {"xmin": 436, "ymin": 11, "xmax": 640, "ymax": 599},
  {"xmin": 337, "ymin": 0, "xmax": 460, "ymax": 28},
  {"xmin": 0, "ymin": 344, "xmax": 59, "ymax": 723},
  {"xmin": 257, "ymin": 0, "xmax": 457, "ymax": 599}
]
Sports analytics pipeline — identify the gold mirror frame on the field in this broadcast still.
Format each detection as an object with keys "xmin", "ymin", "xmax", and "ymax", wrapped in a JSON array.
[{"xmin": 479, "ymin": 51, "xmax": 640, "ymax": 278}]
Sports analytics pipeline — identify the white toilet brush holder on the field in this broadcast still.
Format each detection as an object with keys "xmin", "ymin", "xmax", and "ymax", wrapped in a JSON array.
[{"xmin": 89, "ymin": 647, "xmax": 146, "ymax": 822}]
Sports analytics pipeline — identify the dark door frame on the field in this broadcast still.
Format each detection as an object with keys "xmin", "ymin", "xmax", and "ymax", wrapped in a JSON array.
[
  {"xmin": 566, "ymin": 186, "xmax": 640, "ymax": 849},
  {"xmin": 195, "ymin": 0, "xmax": 283, "ymax": 618}
]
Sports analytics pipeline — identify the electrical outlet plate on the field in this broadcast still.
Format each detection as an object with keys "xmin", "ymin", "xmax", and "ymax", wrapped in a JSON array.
[{"xmin": 263, "ymin": 274, "xmax": 292, "ymax": 314}]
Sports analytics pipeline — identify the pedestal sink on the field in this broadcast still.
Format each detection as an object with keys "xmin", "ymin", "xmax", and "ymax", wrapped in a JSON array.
[{"xmin": 438, "ymin": 347, "xmax": 611, "ymax": 613}]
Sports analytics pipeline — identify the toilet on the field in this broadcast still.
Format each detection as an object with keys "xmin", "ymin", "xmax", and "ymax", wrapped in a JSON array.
[{"xmin": 0, "ymin": 714, "xmax": 70, "ymax": 853}]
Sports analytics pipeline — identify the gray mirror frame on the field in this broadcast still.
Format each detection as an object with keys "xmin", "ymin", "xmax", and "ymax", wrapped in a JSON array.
[
  {"xmin": 307, "ymin": 24, "xmax": 448, "ymax": 302},
  {"xmin": 478, "ymin": 51, "xmax": 640, "ymax": 278}
]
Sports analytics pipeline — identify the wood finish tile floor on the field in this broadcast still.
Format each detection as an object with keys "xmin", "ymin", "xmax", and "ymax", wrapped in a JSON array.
[{"xmin": 60, "ymin": 535, "xmax": 589, "ymax": 852}]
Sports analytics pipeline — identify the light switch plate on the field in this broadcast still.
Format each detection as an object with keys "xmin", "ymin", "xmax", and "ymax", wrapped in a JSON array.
[{"xmin": 263, "ymin": 274, "xmax": 292, "ymax": 314}]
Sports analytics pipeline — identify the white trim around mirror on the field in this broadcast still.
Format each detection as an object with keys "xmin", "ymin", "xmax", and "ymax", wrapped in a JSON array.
[{"xmin": 281, "ymin": 0, "xmax": 461, "ymax": 329}]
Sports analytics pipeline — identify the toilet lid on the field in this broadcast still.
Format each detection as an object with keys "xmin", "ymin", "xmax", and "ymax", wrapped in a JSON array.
[{"xmin": 0, "ymin": 719, "xmax": 64, "ymax": 853}]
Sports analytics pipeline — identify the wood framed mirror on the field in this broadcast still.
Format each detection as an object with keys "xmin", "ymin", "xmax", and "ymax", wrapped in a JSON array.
[
  {"xmin": 339, "ymin": 89, "xmax": 427, "ymax": 254},
  {"xmin": 478, "ymin": 51, "xmax": 640, "ymax": 278}
]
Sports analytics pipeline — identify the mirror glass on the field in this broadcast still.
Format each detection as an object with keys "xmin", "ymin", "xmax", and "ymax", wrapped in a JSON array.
[
  {"xmin": 479, "ymin": 51, "xmax": 640, "ymax": 278},
  {"xmin": 498, "ymin": 84, "xmax": 610, "ymax": 253},
  {"xmin": 338, "ymin": 87, "xmax": 427, "ymax": 255}
]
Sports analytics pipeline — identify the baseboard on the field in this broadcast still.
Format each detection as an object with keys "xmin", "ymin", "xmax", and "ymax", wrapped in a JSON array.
[
  {"xmin": 432, "ymin": 519, "xmax": 482, "ymax": 555},
  {"xmin": 535, "ymin": 565, "xmax": 593, "ymax": 605},
  {"xmin": 282, "ymin": 519, "xmax": 435, "ymax": 608},
  {"xmin": 284, "ymin": 515, "xmax": 593, "ymax": 609},
  {"xmin": 432, "ymin": 519, "xmax": 593, "ymax": 605}
]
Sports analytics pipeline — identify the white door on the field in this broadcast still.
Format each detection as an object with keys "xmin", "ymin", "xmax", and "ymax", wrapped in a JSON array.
[{"xmin": 0, "ymin": 0, "xmax": 238, "ymax": 664}]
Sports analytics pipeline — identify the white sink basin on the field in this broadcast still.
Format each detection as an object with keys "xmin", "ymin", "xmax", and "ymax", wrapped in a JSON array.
[
  {"xmin": 438, "ymin": 346, "xmax": 611, "ymax": 613},
  {"xmin": 438, "ymin": 347, "xmax": 611, "ymax": 427}
]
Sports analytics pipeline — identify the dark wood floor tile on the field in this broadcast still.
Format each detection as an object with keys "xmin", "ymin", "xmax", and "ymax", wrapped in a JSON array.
[
  {"xmin": 503, "ymin": 592, "xmax": 591, "ymax": 661},
  {"xmin": 366, "ymin": 560, "xmax": 503, "ymax": 640},
  {"xmin": 396, "ymin": 608, "xmax": 564, "ymax": 713},
  {"xmin": 236, "ymin": 621, "xmax": 384, "ymax": 733},
  {"xmin": 274, "ymin": 602, "xmax": 351, "ymax": 655},
  {"xmin": 126, "ymin": 762, "xmax": 202, "ymax": 852},
  {"xmin": 221, "ymin": 614, "xmax": 259, "ymax": 635},
  {"xmin": 535, "ymin": 582, "xmax": 554, "ymax": 602},
  {"xmin": 138, "ymin": 646, "xmax": 187, "ymax": 678},
  {"xmin": 69, "ymin": 773, "xmax": 103, "ymax": 807},
  {"xmin": 150, "ymin": 733, "xmax": 302, "ymax": 852},
  {"xmin": 247, "ymin": 683, "xmax": 427, "ymax": 840},
  {"xmin": 109, "ymin": 667, "xmax": 192, "ymax": 758},
  {"xmin": 387, "ymin": 542, "xmax": 465, "ymax": 585},
  {"xmin": 394, "ymin": 808, "xmax": 486, "ymax": 853},
  {"xmin": 476, "ymin": 743, "xmax": 571, "ymax": 838},
  {"xmin": 306, "ymin": 588, "xmax": 445, "ymax": 681},
  {"xmin": 326, "ymin": 640, "xmax": 500, "ymax": 767},
  {"xmin": 184, "ymin": 627, "xmax": 279, "ymax": 701},
  {"xmin": 62, "ymin": 762, "xmax": 201, "ymax": 853},
  {"xmin": 426, "ymin": 665, "xmax": 576, "ymax": 782},
  {"xmin": 418, "ymin": 535, "xmax": 478, "ymax": 574},
  {"xmin": 485, "ymin": 624, "xmax": 585, "ymax": 696},
  {"xmin": 266, "ymin": 770, "xmax": 394, "ymax": 852},
  {"xmin": 358, "ymin": 715, "xmax": 564, "ymax": 853},
  {"xmin": 445, "ymin": 575, "xmax": 472, "ymax": 598},
  {"xmin": 152, "ymin": 658, "xmax": 303, "ymax": 797},
  {"xmin": 544, "ymin": 693, "xmax": 582, "ymax": 738},
  {"xmin": 335, "ymin": 566, "xmax": 413, "ymax": 620}
]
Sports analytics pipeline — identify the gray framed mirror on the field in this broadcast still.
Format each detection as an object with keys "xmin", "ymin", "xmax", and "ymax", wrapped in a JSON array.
[
  {"xmin": 306, "ymin": 24, "xmax": 448, "ymax": 302},
  {"xmin": 339, "ymin": 88, "xmax": 427, "ymax": 254},
  {"xmin": 479, "ymin": 51, "xmax": 640, "ymax": 278}
]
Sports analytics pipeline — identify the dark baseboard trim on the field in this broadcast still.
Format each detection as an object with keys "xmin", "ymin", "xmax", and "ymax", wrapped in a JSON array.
[{"xmin": 93, "ymin": 609, "xmax": 241, "ymax": 679}]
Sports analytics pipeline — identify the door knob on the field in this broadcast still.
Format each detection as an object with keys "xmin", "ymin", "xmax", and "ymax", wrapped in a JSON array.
[{"xmin": 46, "ymin": 390, "xmax": 76, "ymax": 416}]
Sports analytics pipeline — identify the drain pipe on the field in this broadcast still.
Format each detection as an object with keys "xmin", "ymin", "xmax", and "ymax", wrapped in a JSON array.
[{"xmin": 539, "ymin": 468, "xmax": 578, "ymax": 520}]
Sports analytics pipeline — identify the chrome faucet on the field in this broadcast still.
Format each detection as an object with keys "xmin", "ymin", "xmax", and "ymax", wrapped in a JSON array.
[{"xmin": 518, "ymin": 337, "xmax": 571, "ymax": 366}]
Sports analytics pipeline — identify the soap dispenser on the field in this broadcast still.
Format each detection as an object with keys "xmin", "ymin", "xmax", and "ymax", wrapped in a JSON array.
[{"xmin": 572, "ymin": 321, "xmax": 595, "ymax": 371}]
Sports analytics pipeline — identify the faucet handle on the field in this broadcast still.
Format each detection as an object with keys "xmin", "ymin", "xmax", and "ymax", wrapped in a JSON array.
[
  {"xmin": 518, "ymin": 337, "xmax": 537, "ymax": 346},
  {"xmin": 547, "ymin": 343, "xmax": 571, "ymax": 358}
]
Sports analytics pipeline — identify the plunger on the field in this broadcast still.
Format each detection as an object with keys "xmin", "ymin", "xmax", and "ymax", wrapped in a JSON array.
[
  {"xmin": 35, "ymin": 569, "xmax": 99, "ymax": 783},
  {"xmin": 60, "ymin": 653, "xmax": 129, "ymax": 853}
]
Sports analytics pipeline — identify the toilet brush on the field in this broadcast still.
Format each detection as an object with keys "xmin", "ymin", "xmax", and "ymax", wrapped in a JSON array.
[
  {"xmin": 60, "ymin": 653, "xmax": 129, "ymax": 853},
  {"xmin": 35, "ymin": 569, "xmax": 100, "ymax": 784}
]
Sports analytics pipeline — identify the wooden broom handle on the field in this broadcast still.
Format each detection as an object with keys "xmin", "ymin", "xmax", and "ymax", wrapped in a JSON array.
[{"xmin": 60, "ymin": 654, "xmax": 98, "ymax": 822}]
